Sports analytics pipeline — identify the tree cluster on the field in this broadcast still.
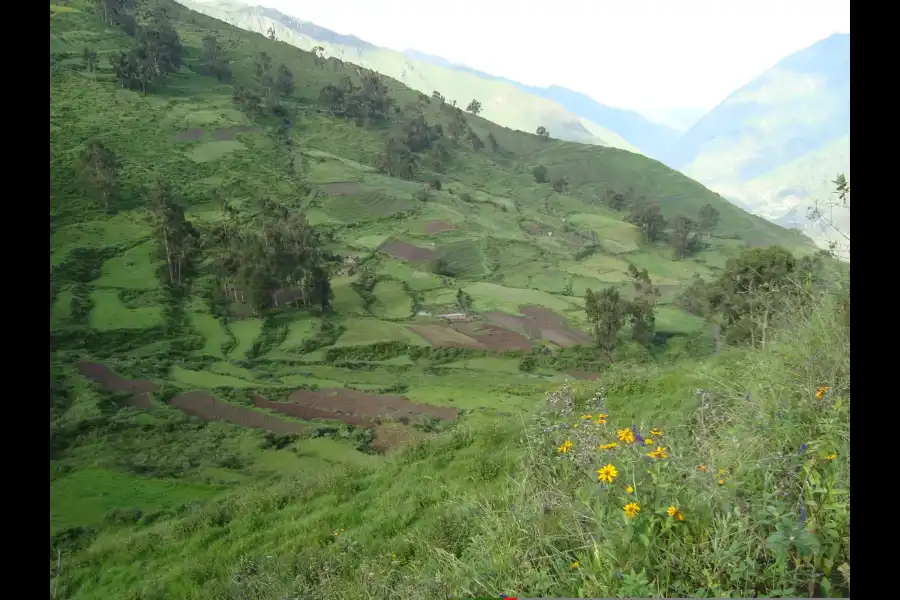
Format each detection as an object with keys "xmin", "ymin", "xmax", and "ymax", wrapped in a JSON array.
[
  {"xmin": 110, "ymin": 6, "xmax": 183, "ymax": 94},
  {"xmin": 584, "ymin": 265, "xmax": 660, "ymax": 359},
  {"xmin": 379, "ymin": 107, "xmax": 454, "ymax": 179},
  {"xmin": 319, "ymin": 71, "xmax": 393, "ymax": 126},
  {"xmin": 198, "ymin": 33, "xmax": 231, "ymax": 82},
  {"xmin": 203, "ymin": 198, "xmax": 334, "ymax": 313}
]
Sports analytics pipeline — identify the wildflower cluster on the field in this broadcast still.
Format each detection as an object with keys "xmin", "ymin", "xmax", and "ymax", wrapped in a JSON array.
[{"xmin": 542, "ymin": 386, "xmax": 687, "ymax": 525}]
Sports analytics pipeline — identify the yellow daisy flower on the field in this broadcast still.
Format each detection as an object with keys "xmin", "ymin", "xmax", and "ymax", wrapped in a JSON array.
[
  {"xmin": 644, "ymin": 438, "xmax": 656, "ymax": 446},
  {"xmin": 625, "ymin": 485, "xmax": 634, "ymax": 493},
  {"xmin": 617, "ymin": 428, "xmax": 635, "ymax": 444},
  {"xmin": 557, "ymin": 440, "xmax": 573, "ymax": 454},
  {"xmin": 570, "ymin": 561, "xmax": 580, "ymax": 569},
  {"xmin": 815, "ymin": 385, "xmax": 830, "ymax": 400},
  {"xmin": 718, "ymin": 479, "xmax": 725, "ymax": 486},
  {"xmin": 623, "ymin": 502, "xmax": 641, "ymax": 519},
  {"xmin": 667, "ymin": 505, "xmax": 678, "ymax": 517},
  {"xmin": 581, "ymin": 414, "xmax": 593, "ymax": 420},
  {"xmin": 676, "ymin": 511, "xmax": 685, "ymax": 521},
  {"xmin": 595, "ymin": 414, "xmax": 609, "ymax": 425},
  {"xmin": 697, "ymin": 464, "xmax": 708, "ymax": 472},
  {"xmin": 648, "ymin": 446, "xmax": 669, "ymax": 460},
  {"xmin": 599, "ymin": 442, "xmax": 618, "ymax": 450},
  {"xmin": 597, "ymin": 463, "xmax": 619, "ymax": 483},
  {"xmin": 650, "ymin": 428, "xmax": 663, "ymax": 437},
  {"xmin": 825, "ymin": 453, "xmax": 837, "ymax": 461}
]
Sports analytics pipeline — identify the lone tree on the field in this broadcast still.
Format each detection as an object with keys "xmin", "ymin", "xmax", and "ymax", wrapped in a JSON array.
[
  {"xmin": 536, "ymin": 126, "xmax": 550, "ymax": 139},
  {"xmin": 532, "ymin": 165, "xmax": 549, "ymax": 183},
  {"xmin": 146, "ymin": 180, "xmax": 198, "ymax": 287},
  {"xmin": 487, "ymin": 132, "xmax": 500, "ymax": 153},
  {"xmin": 466, "ymin": 99, "xmax": 482, "ymax": 115},
  {"xmin": 585, "ymin": 287, "xmax": 628, "ymax": 361},
  {"xmin": 706, "ymin": 245, "xmax": 798, "ymax": 348},
  {"xmin": 275, "ymin": 63, "xmax": 295, "ymax": 98},
  {"xmin": 201, "ymin": 33, "xmax": 231, "ymax": 81},
  {"xmin": 627, "ymin": 200, "xmax": 668, "ymax": 243},
  {"xmin": 267, "ymin": 26, "xmax": 277, "ymax": 41},
  {"xmin": 431, "ymin": 90, "xmax": 446, "ymax": 103},
  {"xmin": 82, "ymin": 47, "xmax": 98, "ymax": 78},
  {"xmin": 551, "ymin": 176, "xmax": 569, "ymax": 193},
  {"xmin": 456, "ymin": 288, "xmax": 473, "ymax": 316},
  {"xmin": 602, "ymin": 188, "xmax": 628, "ymax": 211},
  {"xmin": 698, "ymin": 204, "xmax": 720, "ymax": 233},
  {"xmin": 77, "ymin": 140, "xmax": 119, "ymax": 212},
  {"xmin": 626, "ymin": 264, "xmax": 660, "ymax": 347},
  {"xmin": 668, "ymin": 214, "xmax": 703, "ymax": 258}
]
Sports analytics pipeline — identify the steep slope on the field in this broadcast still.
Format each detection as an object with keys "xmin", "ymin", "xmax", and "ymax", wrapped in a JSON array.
[
  {"xmin": 666, "ymin": 33, "xmax": 850, "ymax": 249},
  {"xmin": 50, "ymin": 2, "xmax": 838, "ymax": 598},
  {"xmin": 176, "ymin": 0, "xmax": 643, "ymax": 153}
]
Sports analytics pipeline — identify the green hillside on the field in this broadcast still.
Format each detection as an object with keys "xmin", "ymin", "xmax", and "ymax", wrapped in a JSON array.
[
  {"xmin": 50, "ymin": 2, "xmax": 845, "ymax": 599},
  {"xmin": 176, "ymin": 0, "xmax": 643, "ymax": 153}
]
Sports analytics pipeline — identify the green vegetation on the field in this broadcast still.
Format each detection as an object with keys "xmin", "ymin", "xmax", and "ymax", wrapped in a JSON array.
[{"xmin": 50, "ymin": 2, "xmax": 845, "ymax": 598}]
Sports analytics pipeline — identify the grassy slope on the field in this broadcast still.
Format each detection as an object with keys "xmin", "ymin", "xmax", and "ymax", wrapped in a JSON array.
[{"xmin": 49, "ymin": 2, "xmax": 838, "ymax": 598}]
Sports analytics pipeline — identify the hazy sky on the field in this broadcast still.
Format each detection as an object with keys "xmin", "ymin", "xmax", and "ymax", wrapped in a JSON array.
[{"xmin": 245, "ymin": 0, "xmax": 849, "ymax": 114}]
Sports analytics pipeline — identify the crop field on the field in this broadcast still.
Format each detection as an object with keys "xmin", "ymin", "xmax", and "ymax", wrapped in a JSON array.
[{"xmin": 48, "ymin": 3, "xmax": 841, "ymax": 599}]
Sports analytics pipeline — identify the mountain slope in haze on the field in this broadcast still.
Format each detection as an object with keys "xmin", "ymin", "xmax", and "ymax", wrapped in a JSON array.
[
  {"xmin": 402, "ymin": 49, "xmax": 681, "ymax": 160},
  {"xmin": 665, "ymin": 33, "xmax": 850, "ymax": 251},
  {"xmin": 177, "ymin": 0, "xmax": 643, "ymax": 154}
]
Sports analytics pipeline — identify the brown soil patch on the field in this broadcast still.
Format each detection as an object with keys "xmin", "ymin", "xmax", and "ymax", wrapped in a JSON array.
[
  {"xmin": 377, "ymin": 238, "xmax": 438, "ymax": 262},
  {"xmin": 408, "ymin": 324, "xmax": 486, "ymax": 349},
  {"xmin": 425, "ymin": 220, "xmax": 455, "ymax": 234},
  {"xmin": 371, "ymin": 422, "xmax": 426, "ymax": 454},
  {"xmin": 211, "ymin": 125, "xmax": 259, "ymax": 141},
  {"xmin": 519, "ymin": 306, "xmax": 593, "ymax": 346},
  {"xmin": 76, "ymin": 361, "xmax": 160, "ymax": 408},
  {"xmin": 321, "ymin": 181, "xmax": 363, "ymax": 196},
  {"xmin": 483, "ymin": 311, "xmax": 541, "ymax": 338},
  {"xmin": 521, "ymin": 220, "xmax": 552, "ymax": 236},
  {"xmin": 566, "ymin": 370, "xmax": 601, "ymax": 380},
  {"xmin": 287, "ymin": 387, "xmax": 459, "ymax": 422},
  {"xmin": 173, "ymin": 128, "xmax": 205, "ymax": 142},
  {"xmin": 254, "ymin": 396, "xmax": 375, "ymax": 428},
  {"xmin": 451, "ymin": 322, "xmax": 532, "ymax": 351},
  {"xmin": 169, "ymin": 391, "xmax": 306, "ymax": 434}
]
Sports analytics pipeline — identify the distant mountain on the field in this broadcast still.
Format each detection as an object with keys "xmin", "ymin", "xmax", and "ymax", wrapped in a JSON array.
[
  {"xmin": 177, "ymin": 0, "xmax": 644, "ymax": 154},
  {"xmin": 665, "ymin": 33, "xmax": 850, "ymax": 251}
]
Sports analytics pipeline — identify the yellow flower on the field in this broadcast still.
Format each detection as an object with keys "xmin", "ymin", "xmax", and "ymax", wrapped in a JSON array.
[
  {"xmin": 667, "ymin": 505, "xmax": 678, "ymax": 517},
  {"xmin": 595, "ymin": 414, "xmax": 609, "ymax": 425},
  {"xmin": 815, "ymin": 385, "xmax": 830, "ymax": 400},
  {"xmin": 644, "ymin": 438, "xmax": 656, "ymax": 446},
  {"xmin": 333, "ymin": 528, "xmax": 345, "ymax": 537},
  {"xmin": 623, "ymin": 502, "xmax": 641, "ymax": 519},
  {"xmin": 557, "ymin": 440, "xmax": 573, "ymax": 454},
  {"xmin": 597, "ymin": 463, "xmax": 619, "ymax": 483},
  {"xmin": 573, "ymin": 423, "xmax": 579, "ymax": 429},
  {"xmin": 617, "ymin": 428, "xmax": 635, "ymax": 444},
  {"xmin": 648, "ymin": 446, "xmax": 669, "ymax": 460},
  {"xmin": 718, "ymin": 479, "xmax": 725, "ymax": 486},
  {"xmin": 718, "ymin": 468, "xmax": 728, "ymax": 475},
  {"xmin": 570, "ymin": 561, "xmax": 580, "ymax": 569},
  {"xmin": 825, "ymin": 453, "xmax": 837, "ymax": 461},
  {"xmin": 581, "ymin": 414, "xmax": 593, "ymax": 420},
  {"xmin": 697, "ymin": 464, "xmax": 708, "ymax": 472},
  {"xmin": 625, "ymin": 485, "xmax": 634, "ymax": 493},
  {"xmin": 676, "ymin": 511, "xmax": 685, "ymax": 521},
  {"xmin": 650, "ymin": 428, "xmax": 663, "ymax": 437},
  {"xmin": 599, "ymin": 442, "xmax": 618, "ymax": 450}
]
